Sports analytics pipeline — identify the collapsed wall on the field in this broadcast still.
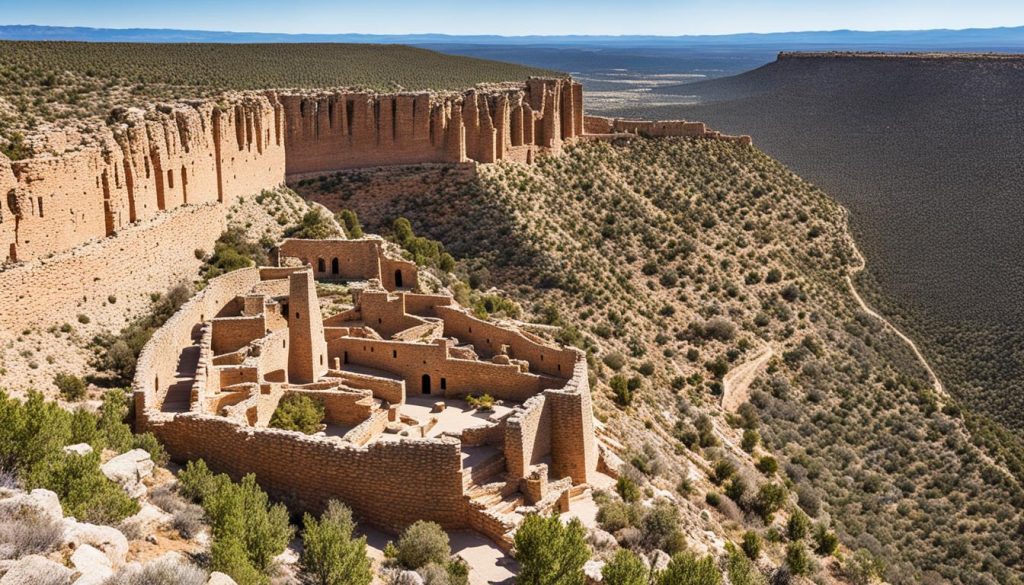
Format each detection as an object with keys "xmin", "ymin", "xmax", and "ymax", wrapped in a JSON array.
[
  {"xmin": 583, "ymin": 115, "xmax": 753, "ymax": 145},
  {"xmin": 280, "ymin": 78, "xmax": 584, "ymax": 177}
]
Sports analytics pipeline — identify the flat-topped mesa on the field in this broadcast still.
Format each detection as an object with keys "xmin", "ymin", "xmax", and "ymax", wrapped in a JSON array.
[
  {"xmin": 777, "ymin": 51, "xmax": 1024, "ymax": 61},
  {"xmin": 279, "ymin": 78, "xmax": 584, "ymax": 177}
]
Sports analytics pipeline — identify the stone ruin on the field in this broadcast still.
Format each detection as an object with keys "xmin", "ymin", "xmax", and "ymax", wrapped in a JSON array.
[{"xmin": 134, "ymin": 237, "xmax": 600, "ymax": 547}]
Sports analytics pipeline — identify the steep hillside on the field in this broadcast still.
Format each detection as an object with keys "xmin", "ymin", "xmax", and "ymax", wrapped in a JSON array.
[
  {"xmin": 598, "ymin": 53, "xmax": 1024, "ymax": 441},
  {"xmin": 295, "ymin": 139, "xmax": 1024, "ymax": 584}
]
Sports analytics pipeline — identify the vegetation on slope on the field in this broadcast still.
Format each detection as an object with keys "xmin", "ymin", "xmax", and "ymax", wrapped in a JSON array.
[
  {"xmin": 297, "ymin": 138, "xmax": 1024, "ymax": 584},
  {"xmin": 631, "ymin": 55, "xmax": 1024, "ymax": 438},
  {"xmin": 0, "ymin": 41, "xmax": 558, "ymax": 150}
]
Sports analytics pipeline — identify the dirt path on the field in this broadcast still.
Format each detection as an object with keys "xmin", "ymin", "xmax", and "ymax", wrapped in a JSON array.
[
  {"xmin": 721, "ymin": 344, "xmax": 774, "ymax": 412},
  {"xmin": 845, "ymin": 239, "xmax": 946, "ymax": 397}
]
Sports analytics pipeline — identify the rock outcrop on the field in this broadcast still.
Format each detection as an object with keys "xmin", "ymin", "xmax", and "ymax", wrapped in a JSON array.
[{"xmin": 100, "ymin": 449, "xmax": 154, "ymax": 499}]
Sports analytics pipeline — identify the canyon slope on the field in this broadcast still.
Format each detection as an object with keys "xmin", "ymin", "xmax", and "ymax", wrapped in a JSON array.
[{"xmin": 617, "ymin": 53, "xmax": 1024, "ymax": 442}]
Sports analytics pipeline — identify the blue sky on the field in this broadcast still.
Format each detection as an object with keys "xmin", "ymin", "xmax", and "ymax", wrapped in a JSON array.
[{"xmin": 2, "ymin": 0, "xmax": 1022, "ymax": 35}]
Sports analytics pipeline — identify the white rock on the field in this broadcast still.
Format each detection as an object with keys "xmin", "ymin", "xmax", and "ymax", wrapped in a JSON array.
[
  {"xmin": 207, "ymin": 572, "xmax": 238, "ymax": 585},
  {"xmin": 0, "ymin": 554, "xmax": 74, "ymax": 585},
  {"xmin": 101, "ymin": 449, "xmax": 154, "ymax": 499},
  {"xmin": 121, "ymin": 502, "xmax": 171, "ymax": 537},
  {"xmin": 394, "ymin": 570, "xmax": 424, "ymax": 585},
  {"xmin": 588, "ymin": 528, "xmax": 617, "ymax": 551},
  {"xmin": 647, "ymin": 549, "xmax": 671, "ymax": 573},
  {"xmin": 62, "ymin": 520, "xmax": 129, "ymax": 568},
  {"xmin": 583, "ymin": 559, "xmax": 605, "ymax": 584},
  {"xmin": 0, "ymin": 488, "xmax": 63, "ymax": 523},
  {"xmin": 63, "ymin": 443, "xmax": 94, "ymax": 456},
  {"xmin": 71, "ymin": 544, "xmax": 113, "ymax": 585}
]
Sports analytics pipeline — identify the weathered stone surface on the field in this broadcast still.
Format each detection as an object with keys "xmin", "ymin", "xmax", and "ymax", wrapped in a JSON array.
[
  {"xmin": 62, "ymin": 443, "xmax": 94, "ymax": 456},
  {"xmin": 100, "ymin": 449, "xmax": 154, "ymax": 498},
  {"xmin": 207, "ymin": 572, "xmax": 238, "ymax": 585},
  {"xmin": 70, "ymin": 544, "xmax": 113, "ymax": 584},
  {"xmin": 647, "ymin": 549, "xmax": 671, "ymax": 573},
  {"xmin": 583, "ymin": 559, "xmax": 605, "ymax": 584},
  {"xmin": 0, "ymin": 555, "xmax": 74, "ymax": 585},
  {"xmin": 62, "ymin": 520, "xmax": 128, "ymax": 568},
  {"xmin": 394, "ymin": 570, "xmax": 424, "ymax": 585},
  {"xmin": 120, "ymin": 502, "xmax": 171, "ymax": 535},
  {"xmin": 0, "ymin": 488, "xmax": 63, "ymax": 523}
]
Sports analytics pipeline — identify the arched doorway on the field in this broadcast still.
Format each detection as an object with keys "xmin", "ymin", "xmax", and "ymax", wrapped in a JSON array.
[
  {"xmin": 331, "ymin": 257, "xmax": 339, "ymax": 275},
  {"xmin": 421, "ymin": 374, "xmax": 431, "ymax": 394},
  {"xmin": 395, "ymin": 269, "xmax": 404, "ymax": 288},
  {"xmin": 317, "ymin": 258, "xmax": 326, "ymax": 273}
]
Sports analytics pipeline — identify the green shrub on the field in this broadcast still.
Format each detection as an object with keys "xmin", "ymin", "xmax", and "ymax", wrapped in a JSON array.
[
  {"xmin": 755, "ymin": 456, "xmax": 778, "ymax": 475},
  {"xmin": 514, "ymin": 513, "xmax": 589, "ymax": 585},
  {"xmin": 54, "ymin": 372, "xmax": 87, "ymax": 401},
  {"xmin": 610, "ymin": 375, "xmax": 633, "ymax": 407},
  {"xmin": 712, "ymin": 459, "xmax": 736, "ymax": 485},
  {"xmin": 813, "ymin": 524, "xmax": 839, "ymax": 556},
  {"xmin": 641, "ymin": 501, "xmax": 686, "ymax": 554},
  {"xmin": 596, "ymin": 498, "xmax": 640, "ymax": 533},
  {"xmin": 25, "ymin": 450, "xmax": 138, "ymax": 524},
  {"xmin": 740, "ymin": 429, "xmax": 759, "ymax": 453},
  {"xmin": 270, "ymin": 394, "xmax": 325, "ymax": 434},
  {"xmin": 725, "ymin": 542, "xmax": 767, "ymax": 585},
  {"xmin": 616, "ymin": 475, "xmax": 641, "ymax": 503},
  {"xmin": 602, "ymin": 549, "xmax": 649, "ymax": 585},
  {"xmin": 754, "ymin": 483, "xmax": 786, "ymax": 522},
  {"xmin": 337, "ymin": 209, "xmax": 364, "ymax": 238},
  {"xmin": 741, "ymin": 531, "xmax": 762, "ymax": 560},
  {"xmin": 656, "ymin": 552, "xmax": 721, "ymax": 585},
  {"xmin": 0, "ymin": 391, "xmax": 72, "ymax": 472},
  {"xmin": 285, "ymin": 208, "xmax": 342, "ymax": 240},
  {"xmin": 301, "ymin": 500, "xmax": 372, "ymax": 585},
  {"xmin": 785, "ymin": 542, "xmax": 810, "ymax": 575},
  {"xmin": 603, "ymin": 352, "xmax": 627, "ymax": 371},
  {"xmin": 396, "ymin": 520, "xmax": 450, "ymax": 570},
  {"xmin": 465, "ymin": 393, "xmax": 495, "ymax": 411},
  {"xmin": 787, "ymin": 509, "xmax": 810, "ymax": 541}
]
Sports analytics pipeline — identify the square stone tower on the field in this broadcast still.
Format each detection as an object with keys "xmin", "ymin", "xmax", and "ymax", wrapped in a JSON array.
[{"xmin": 288, "ymin": 268, "xmax": 328, "ymax": 384}]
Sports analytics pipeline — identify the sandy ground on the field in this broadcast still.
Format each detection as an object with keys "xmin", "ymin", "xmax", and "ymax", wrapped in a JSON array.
[{"xmin": 720, "ymin": 344, "xmax": 774, "ymax": 413}]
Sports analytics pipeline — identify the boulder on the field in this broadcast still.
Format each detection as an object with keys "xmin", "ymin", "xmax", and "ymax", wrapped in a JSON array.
[
  {"xmin": 62, "ymin": 520, "xmax": 128, "ymax": 568},
  {"xmin": 101, "ymin": 449, "xmax": 154, "ymax": 498},
  {"xmin": 207, "ymin": 572, "xmax": 238, "ymax": 585},
  {"xmin": 394, "ymin": 570, "xmax": 424, "ymax": 585},
  {"xmin": 70, "ymin": 544, "xmax": 113, "ymax": 585},
  {"xmin": 647, "ymin": 549, "xmax": 671, "ymax": 573},
  {"xmin": 120, "ymin": 503, "xmax": 171, "ymax": 537},
  {"xmin": 0, "ymin": 489, "xmax": 63, "ymax": 523},
  {"xmin": 0, "ymin": 555, "xmax": 74, "ymax": 585},
  {"xmin": 583, "ymin": 559, "xmax": 605, "ymax": 584},
  {"xmin": 587, "ymin": 528, "xmax": 617, "ymax": 551},
  {"xmin": 62, "ymin": 444, "xmax": 93, "ymax": 457}
]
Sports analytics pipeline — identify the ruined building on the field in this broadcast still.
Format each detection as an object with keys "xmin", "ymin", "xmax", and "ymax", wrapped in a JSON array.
[{"xmin": 135, "ymin": 238, "xmax": 601, "ymax": 546}]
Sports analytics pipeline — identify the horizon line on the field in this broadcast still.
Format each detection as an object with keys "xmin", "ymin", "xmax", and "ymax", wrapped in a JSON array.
[{"xmin": 3, "ymin": 22, "xmax": 1024, "ymax": 40}]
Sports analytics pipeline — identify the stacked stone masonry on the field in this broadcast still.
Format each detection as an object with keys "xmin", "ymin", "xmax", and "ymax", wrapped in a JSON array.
[{"xmin": 134, "ymin": 239, "xmax": 598, "ymax": 539}]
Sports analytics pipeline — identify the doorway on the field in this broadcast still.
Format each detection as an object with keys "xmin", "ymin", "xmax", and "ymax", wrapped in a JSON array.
[{"xmin": 421, "ymin": 374, "xmax": 431, "ymax": 394}]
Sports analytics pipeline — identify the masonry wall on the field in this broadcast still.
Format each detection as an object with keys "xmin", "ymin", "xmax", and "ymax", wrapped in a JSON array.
[
  {"xmin": 504, "ymin": 395, "xmax": 552, "ymax": 479},
  {"xmin": 583, "ymin": 115, "xmax": 753, "ymax": 146},
  {"xmin": 280, "ymin": 79, "xmax": 583, "ymax": 178},
  {"xmin": 147, "ymin": 413, "xmax": 467, "ymax": 531},
  {"xmin": 327, "ymin": 337, "xmax": 556, "ymax": 400},
  {"xmin": 436, "ymin": 306, "xmax": 576, "ymax": 378},
  {"xmin": 277, "ymin": 237, "xmax": 422, "ymax": 289},
  {"xmin": 2, "ymin": 95, "xmax": 286, "ymax": 265}
]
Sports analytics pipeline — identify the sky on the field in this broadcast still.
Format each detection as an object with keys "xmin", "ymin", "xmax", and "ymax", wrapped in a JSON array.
[{"xmin": 1, "ymin": 0, "xmax": 1022, "ymax": 36}]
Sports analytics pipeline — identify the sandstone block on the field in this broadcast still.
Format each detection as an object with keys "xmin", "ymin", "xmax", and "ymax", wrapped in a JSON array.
[
  {"xmin": 71, "ymin": 544, "xmax": 113, "ymax": 584},
  {"xmin": 207, "ymin": 572, "xmax": 238, "ymax": 585},
  {"xmin": 0, "ymin": 488, "xmax": 63, "ymax": 523},
  {"xmin": 101, "ymin": 449, "xmax": 154, "ymax": 498},
  {"xmin": 0, "ymin": 555, "xmax": 74, "ymax": 585},
  {"xmin": 62, "ymin": 520, "xmax": 128, "ymax": 568}
]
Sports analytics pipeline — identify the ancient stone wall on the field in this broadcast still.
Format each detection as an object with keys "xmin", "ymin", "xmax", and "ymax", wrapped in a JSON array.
[
  {"xmin": 211, "ymin": 315, "xmax": 267, "ymax": 355},
  {"xmin": 583, "ymin": 115, "xmax": 753, "ymax": 146},
  {"xmin": 504, "ymin": 395, "xmax": 552, "ymax": 479},
  {"xmin": 2, "ymin": 95, "xmax": 286, "ymax": 265},
  {"xmin": 280, "ymin": 79, "xmax": 583, "ymax": 178},
  {"xmin": 147, "ymin": 413, "xmax": 467, "ymax": 531},
  {"xmin": 436, "ymin": 306, "xmax": 576, "ymax": 378}
]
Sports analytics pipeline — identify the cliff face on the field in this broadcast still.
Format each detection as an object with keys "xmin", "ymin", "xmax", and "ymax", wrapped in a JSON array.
[
  {"xmin": 280, "ymin": 78, "xmax": 584, "ymax": 177},
  {"xmin": 1, "ymin": 95, "xmax": 286, "ymax": 264}
]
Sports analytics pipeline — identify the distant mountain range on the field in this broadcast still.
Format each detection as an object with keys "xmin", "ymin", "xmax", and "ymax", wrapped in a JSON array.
[{"xmin": 2, "ymin": 23, "xmax": 1024, "ymax": 49}]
